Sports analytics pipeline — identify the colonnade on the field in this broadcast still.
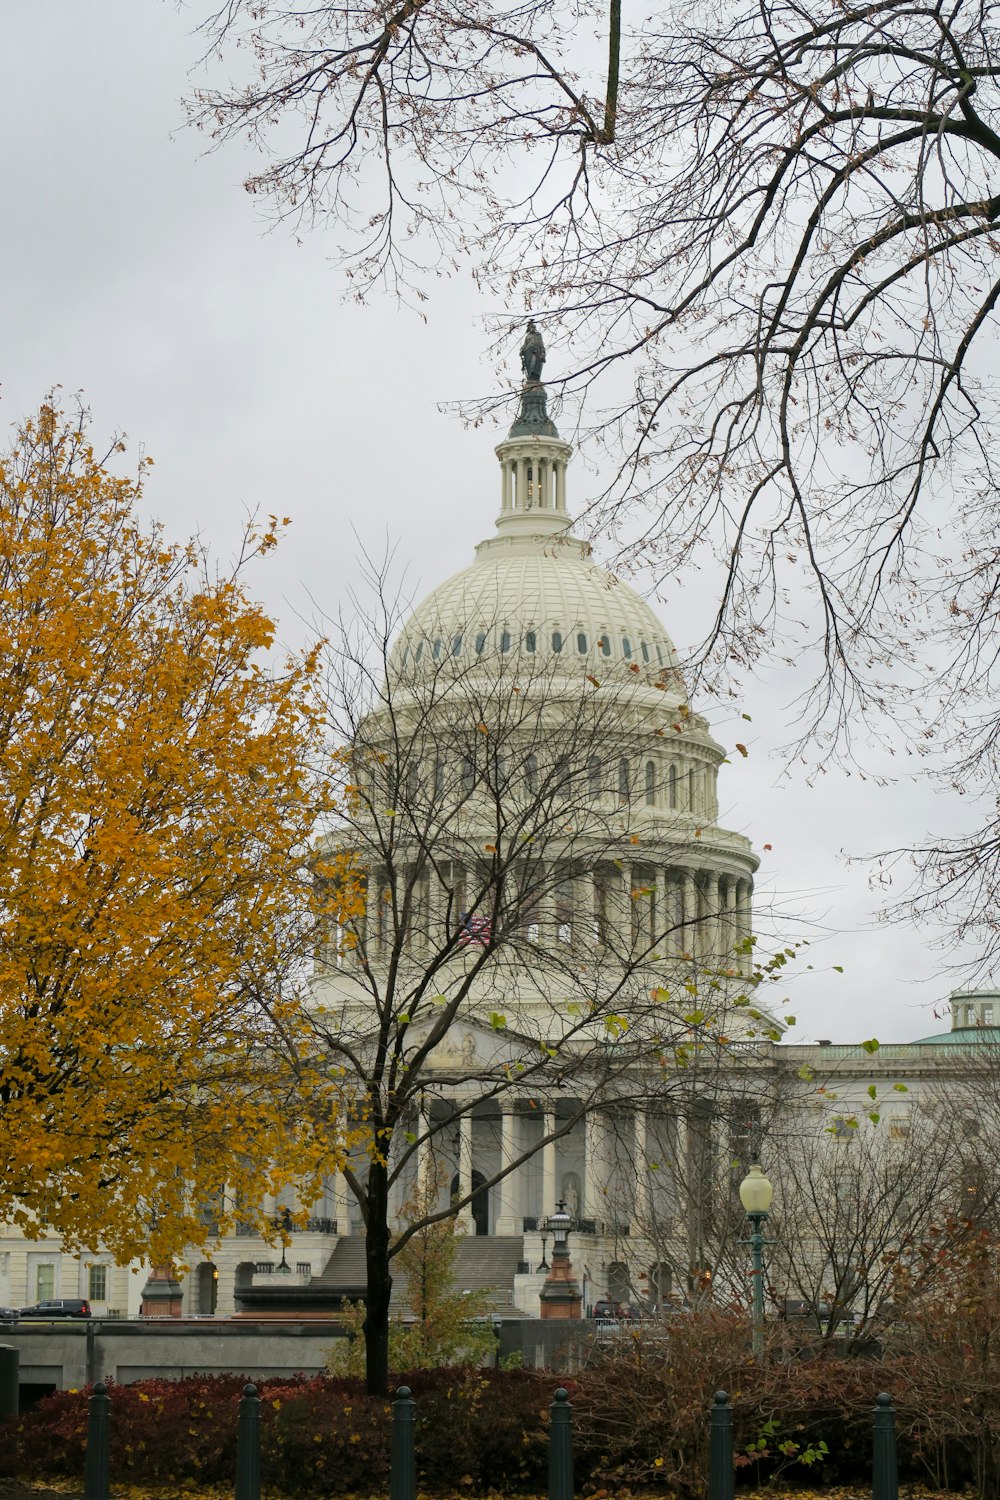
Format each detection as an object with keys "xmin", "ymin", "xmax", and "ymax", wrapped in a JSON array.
[
  {"xmin": 404, "ymin": 1097, "xmax": 685, "ymax": 1238},
  {"xmin": 365, "ymin": 861, "xmax": 754, "ymax": 969}
]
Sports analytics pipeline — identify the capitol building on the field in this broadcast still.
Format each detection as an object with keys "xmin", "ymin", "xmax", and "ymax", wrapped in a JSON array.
[{"xmin": 0, "ymin": 334, "xmax": 996, "ymax": 1332}]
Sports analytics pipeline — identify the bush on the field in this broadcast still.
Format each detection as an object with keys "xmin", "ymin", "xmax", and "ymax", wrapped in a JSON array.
[
  {"xmin": 0, "ymin": 1341, "xmax": 987, "ymax": 1498},
  {"xmin": 0, "ymin": 1368, "xmax": 558, "ymax": 1496}
]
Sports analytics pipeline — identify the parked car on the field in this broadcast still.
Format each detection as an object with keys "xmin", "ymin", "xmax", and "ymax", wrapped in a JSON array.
[
  {"xmin": 592, "ymin": 1299, "xmax": 630, "ymax": 1320},
  {"xmin": 19, "ymin": 1298, "xmax": 91, "ymax": 1318},
  {"xmin": 0, "ymin": 1307, "xmax": 18, "ymax": 1323}
]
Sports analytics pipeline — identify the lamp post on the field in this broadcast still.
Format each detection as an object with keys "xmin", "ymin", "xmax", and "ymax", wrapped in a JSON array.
[
  {"xmin": 538, "ymin": 1200, "xmax": 582, "ymax": 1319},
  {"xmin": 738, "ymin": 1163, "xmax": 773, "ymax": 1358}
]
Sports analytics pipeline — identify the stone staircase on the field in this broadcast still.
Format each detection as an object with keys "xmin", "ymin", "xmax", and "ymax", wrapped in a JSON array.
[{"xmin": 310, "ymin": 1235, "xmax": 524, "ymax": 1310}]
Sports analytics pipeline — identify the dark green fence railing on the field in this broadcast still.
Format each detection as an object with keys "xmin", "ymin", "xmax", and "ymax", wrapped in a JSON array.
[{"xmin": 76, "ymin": 1379, "xmax": 900, "ymax": 1500}]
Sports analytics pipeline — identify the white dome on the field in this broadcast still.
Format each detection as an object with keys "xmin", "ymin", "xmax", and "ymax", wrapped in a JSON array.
[{"xmin": 392, "ymin": 531, "xmax": 683, "ymax": 684}]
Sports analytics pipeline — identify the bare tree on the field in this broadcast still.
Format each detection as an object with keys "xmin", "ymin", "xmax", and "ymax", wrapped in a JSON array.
[
  {"xmin": 192, "ymin": 0, "xmax": 1000, "ymax": 963},
  {"xmin": 308, "ymin": 562, "xmax": 783, "ymax": 1393}
]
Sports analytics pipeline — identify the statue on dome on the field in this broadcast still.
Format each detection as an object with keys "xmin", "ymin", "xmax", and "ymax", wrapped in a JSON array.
[{"xmin": 520, "ymin": 320, "xmax": 546, "ymax": 384}]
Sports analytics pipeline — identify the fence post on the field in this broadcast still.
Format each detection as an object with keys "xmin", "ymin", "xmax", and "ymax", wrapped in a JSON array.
[
  {"xmin": 708, "ymin": 1391, "xmax": 734, "ymax": 1500},
  {"xmin": 390, "ymin": 1385, "xmax": 416, "ymax": 1500},
  {"xmin": 83, "ymin": 1380, "xmax": 111, "ymax": 1500},
  {"xmin": 873, "ymin": 1392, "xmax": 898, "ymax": 1500},
  {"xmin": 235, "ymin": 1382, "xmax": 261, "ymax": 1500},
  {"xmin": 549, "ymin": 1387, "xmax": 574, "ymax": 1500},
  {"xmin": 0, "ymin": 1345, "xmax": 18, "ymax": 1420}
]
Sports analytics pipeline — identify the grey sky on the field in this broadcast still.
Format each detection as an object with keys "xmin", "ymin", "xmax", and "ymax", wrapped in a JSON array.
[{"xmin": 0, "ymin": 1, "xmax": 976, "ymax": 1042}]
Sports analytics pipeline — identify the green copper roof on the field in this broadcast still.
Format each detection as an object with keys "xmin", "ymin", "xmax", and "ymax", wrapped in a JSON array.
[{"xmin": 910, "ymin": 1026, "xmax": 1000, "ymax": 1046}]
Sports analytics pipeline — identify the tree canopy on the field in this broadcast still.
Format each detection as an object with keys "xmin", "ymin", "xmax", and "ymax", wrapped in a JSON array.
[
  {"xmin": 0, "ymin": 402, "xmax": 349, "ymax": 1262},
  {"xmin": 194, "ymin": 0, "xmax": 1000, "ymax": 965}
]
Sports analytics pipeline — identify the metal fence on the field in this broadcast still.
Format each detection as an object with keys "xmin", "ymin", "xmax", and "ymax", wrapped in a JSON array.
[{"xmin": 78, "ymin": 1379, "xmax": 902, "ymax": 1500}]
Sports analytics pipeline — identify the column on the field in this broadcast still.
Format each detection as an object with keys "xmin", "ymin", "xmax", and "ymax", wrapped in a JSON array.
[
  {"xmin": 542, "ymin": 1111, "xmax": 557, "ymax": 1219},
  {"xmin": 496, "ymin": 1107, "xmax": 519, "ymax": 1234},
  {"xmin": 724, "ymin": 877, "xmax": 738, "ymax": 967},
  {"xmin": 681, "ymin": 870, "xmax": 697, "ymax": 960},
  {"xmin": 738, "ymin": 879, "xmax": 753, "ymax": 973},
  {"xmin": 416, "ymin": 1107, "xmax": 431, "ymax": 1196},
  {"xmin": 555, "ymin": 460, "xmax": 566, "ymax": 512},
  {"xmin": 517, "ymin": 456, "xmax": 529, "ymax": 509},
  {"xmin": 584, "ymin": 1110, "xmax": 601, "ymax": 1229},
  {"xmin": 334, "ymin": 1170, "xmax": 352, "ymax": 1237},
  {"xmin": 633, "ymin": 1111, "xmax": 651, "ymax": 1235},
  {"xmin": 456, "ymin": 1107, "xmax": 475, "ymax": 1230}
]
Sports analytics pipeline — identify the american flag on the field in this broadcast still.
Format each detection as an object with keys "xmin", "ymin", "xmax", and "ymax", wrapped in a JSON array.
[{"xmin": 458, "ymin": 912, "xmax": 492, "ymax": 946}]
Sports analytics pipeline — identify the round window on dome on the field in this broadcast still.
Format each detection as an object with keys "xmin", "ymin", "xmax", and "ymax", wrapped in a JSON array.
[
  {"xmin": 641, "ymin": 641, "xmax": 650, "ymax": 663},
  {"xmin": 432, "ymin": 638, "xmax": 442, "ymax": 659},
  {"xmin": 599, "ymin": 635, "xmax": 611, "ymax": 657},
  {"xmin": 501, "ymin": 630, "xmax": 511, "ymax": 653},
  {"xmin": 525, "ymin": 630, "xmax": 536, "ymax": 654},
  {"xmin": 577, "ymin": 631, "xmax": 588, "ymax": 654},
  {"xmin": 623, "ymin": 637, "xmax": 632, "ymax": 659},
  {"xmin": 475, "ymin": 631, "xmax": 487, "ymax": 655},
  {"xmin": 552, "ymin": 630, "xmax": 563, "ymax": 654},
  {"xmin": 452, "ymin": 635, "xmax": 463, "ymax": 656}
]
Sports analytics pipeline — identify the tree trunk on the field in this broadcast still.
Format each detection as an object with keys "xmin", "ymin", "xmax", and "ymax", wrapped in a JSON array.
[{"xmin": 363, "ymin": 1160, "xmax": 393, "ymax": 1396}]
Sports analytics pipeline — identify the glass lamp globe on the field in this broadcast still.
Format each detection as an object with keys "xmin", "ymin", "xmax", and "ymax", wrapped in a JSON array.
[{"xmin": 739, "ymin": 1163, "xmax": 773, "ymax": 1215}]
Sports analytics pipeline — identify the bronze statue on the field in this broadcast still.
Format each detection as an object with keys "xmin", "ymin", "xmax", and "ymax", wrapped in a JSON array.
[{"xmin": 520, "ymin": 319, "xmax": 545, "ymax": 383}]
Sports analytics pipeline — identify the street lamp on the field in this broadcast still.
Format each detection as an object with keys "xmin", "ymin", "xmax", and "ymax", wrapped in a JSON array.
[{"xmin": 738, "ymin": 1163, "xmax": 773, "ymax": 1358}]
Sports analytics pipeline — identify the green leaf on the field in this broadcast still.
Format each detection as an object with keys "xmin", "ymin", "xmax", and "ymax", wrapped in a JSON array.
[
  {"xmin": 833, "ymin": 965, "xmax": 844, "ymax": 973},
  {"xmin": 490, "ymin": 1012, "xmax": 507, "ymax": 1030},
  {"xmin": 867, "ymin": 1084, "xmax": 877, "ymax": 1099},
  {"xmin": 398, "ymin": 1013, "xmax": 411, "ymax": 1024},
  {"xmin": 868, "ymin": 1111, "xmax": 881, "ymax": 1125},
  {"xmin": 893, "ymin": 1082, "xmax": 909, "ymax": 1092},
  {"xmin": 861, "ymin": 1038, "xmax": 880, "ymax": 1054}
]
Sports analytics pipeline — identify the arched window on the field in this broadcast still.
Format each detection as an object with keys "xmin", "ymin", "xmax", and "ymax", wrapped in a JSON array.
[
  {"xmin": 588, "ymin": 756, "xmax": 601, "ymax": 798},
  {"xmin": 552, "ymin": 630, "xmax": 563, "ymax": 653},
  {"xmin": 475, "ymin": 631, "xmax": 487, "ymax": 655},
  {"xmin": 640, "ymin": 641, "xmax": 650, "ymax": 662},
  {"xmin": 618, "ymin": 757, "xmax": 630, "ymax": 799},
  {"xmin": 599, "ymin": 635, "xmax": 611, "ymax": 656},
  {"xmin": 500, "ymin": 630, "xmax": 511, "ymax": 653},
  {"xmin": 414, "ymin": 641, "xmax": 423, "ymax": 663},
  {"xmin": 577, "ymin": 631, "xmax": 588, "ymax": 654},
  {"xmin": 434, "ymin": 758, "xmax": 445, "ymax": 796},
  {"xmin": 525, "ymin": 629, "xmax": 537, "ymax": 653},
  {"xmin": 525, "ymin": 754, "xmax": 538, "ymax": 794},
  {"xmin": 461, "ymin": 757, "xmax": 475, "ymax": 795},
  {"xmin": 623, "ymin": 638, "xmax": 633, "ymax": 659},
  {"xmin": 668, "ymin": 764, "xmax": 678, "ymax": 809},
  {"xmin": 432, "ymin": 638, "xmax": 442, "ymax": 659},
  {"xmin": 645, "ymin": 760, "xmax": 656, "ymax": 805},
  {"xmin": 554, "ymin": 755, "xmax": 570, "ymax": 798},
  {"xmin": 656, "ymin": 643, "xmax": 664, "ymax": 666},
  {"xmin": 452, "ymin": 634, "xmax": 463, "ymax": 655},
  {"xmin": 400, "ymin": 646, "xmax": 409, "ymax": 667}
]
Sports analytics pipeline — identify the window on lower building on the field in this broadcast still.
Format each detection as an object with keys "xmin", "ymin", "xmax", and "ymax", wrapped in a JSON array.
[
  {"xmin": 89, "ymin": 1264, "xmax": 108, "ymax": 1301},
  {"xmin": 36, "ymin": 1264, "xmax": 55, "ymax": 1300}
]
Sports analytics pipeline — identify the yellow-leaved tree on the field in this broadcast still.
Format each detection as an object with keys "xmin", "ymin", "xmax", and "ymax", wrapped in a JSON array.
[{"xmin": 0, "ymin": 402, "xmax": 355, "ymax": 1263}]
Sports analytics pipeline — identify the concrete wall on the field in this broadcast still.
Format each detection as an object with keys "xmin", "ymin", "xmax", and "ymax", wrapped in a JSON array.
[{"xmin": 3, "ymin": 1319, "xmax": 348, "ymax": 1392}]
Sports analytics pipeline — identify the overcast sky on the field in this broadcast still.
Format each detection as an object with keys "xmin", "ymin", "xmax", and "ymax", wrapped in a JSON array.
[{"xmin": 0, "ymin": 1, "xmax": 982, "ymax": 1044}]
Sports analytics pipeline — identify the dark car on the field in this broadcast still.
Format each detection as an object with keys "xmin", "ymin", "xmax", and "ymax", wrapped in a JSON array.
[
  {"xmin": 592, "ymin": 1299, "xmax": 629, "ymax": 1320},
  {"xmin": 19, "ymin": 1298, "xmax": 91, "ymax": 1319},
  {"xmin": 0, "ymin": 1307, "xmax": 18, "ymax": 1323}
]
